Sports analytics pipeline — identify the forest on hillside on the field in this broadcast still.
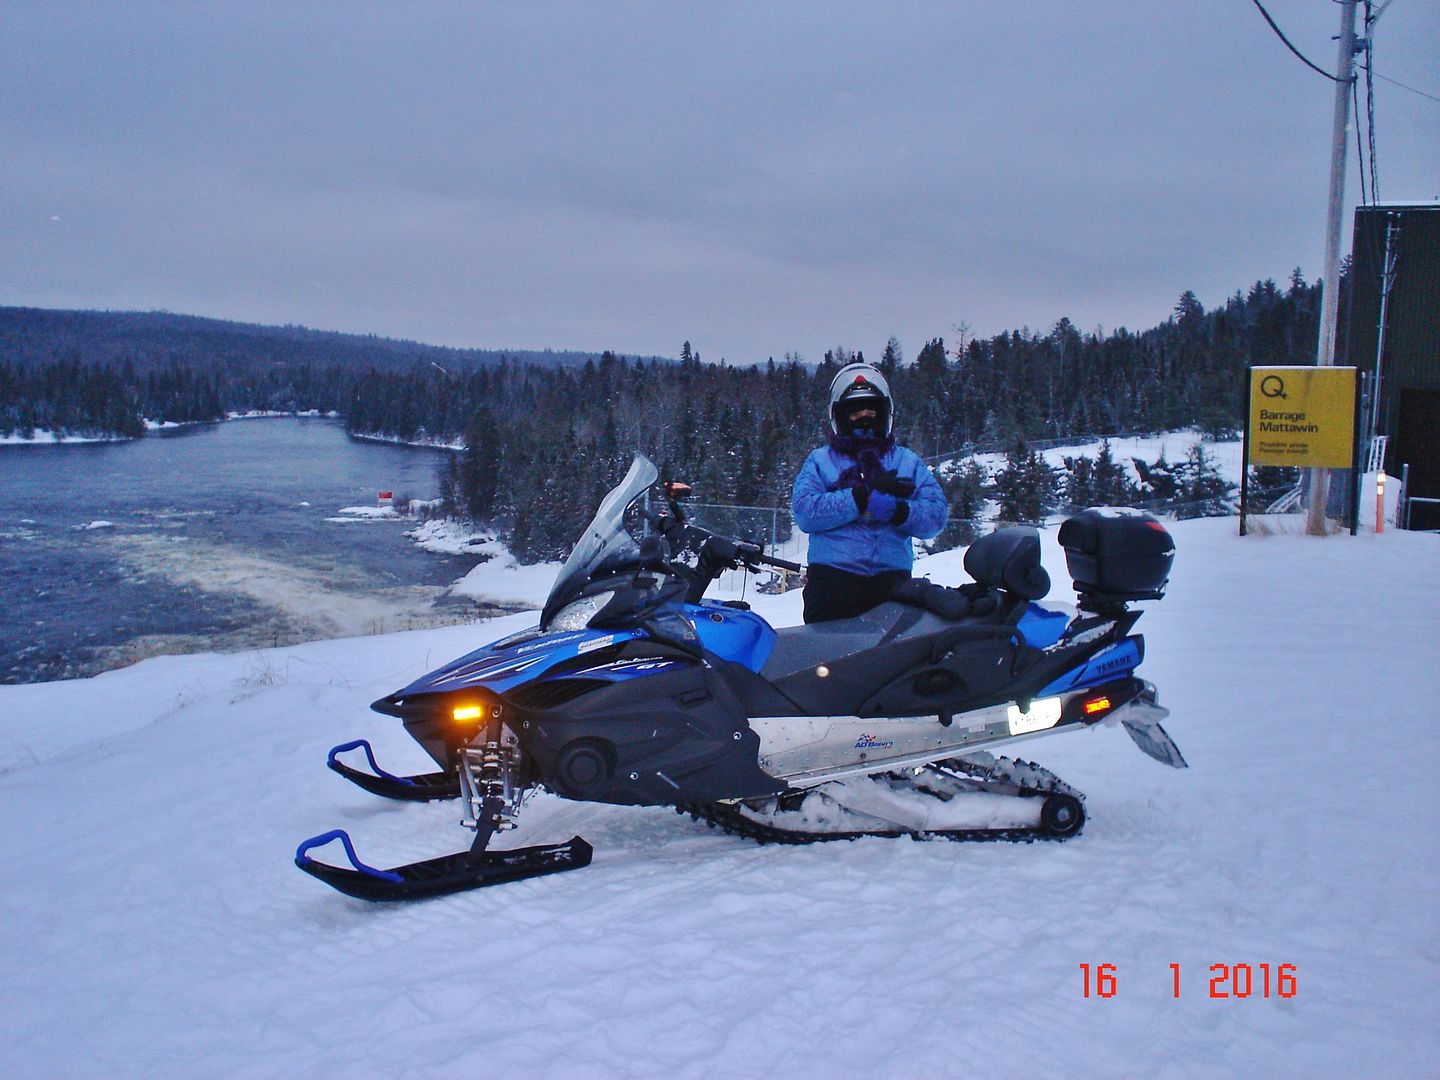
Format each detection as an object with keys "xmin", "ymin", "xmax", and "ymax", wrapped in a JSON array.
[
  {"xmin": 2, "ymin": 272, "xmax": 1328, "ymax": 557},
  {"xmin": 0, "ymin": 306, "xmax": 660, "ymax": 439},
  {"xmin": 414, "ymin": 274, "xmax": 1319, "ymax": 556},
  {"xmin": 0, "ymin": 307, "xmax": 654, "ymax": 376}
]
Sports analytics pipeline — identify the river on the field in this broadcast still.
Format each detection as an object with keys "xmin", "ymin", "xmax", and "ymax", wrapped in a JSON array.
[{"xmin": 0, "ymin": 418, "xmax": 490, "ymax": 684}]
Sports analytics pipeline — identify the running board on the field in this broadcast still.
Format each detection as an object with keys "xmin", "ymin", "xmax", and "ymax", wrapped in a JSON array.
[
  {"xmin": 294, "ymin": 830, "xmax": 593, "ymax": 901},
  {"xmin": 326, "ymin": 739, "xmax": 460, "ymax": 801}
]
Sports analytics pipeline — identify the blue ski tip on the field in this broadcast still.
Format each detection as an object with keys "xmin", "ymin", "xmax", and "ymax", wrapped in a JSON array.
[
  {"xmin": 294, "ymin": 829, "xmax": 405, "ymax": 883},
  {"xmin": 326, "ymin": 739, "xmax": 416, "ymax": 785}
]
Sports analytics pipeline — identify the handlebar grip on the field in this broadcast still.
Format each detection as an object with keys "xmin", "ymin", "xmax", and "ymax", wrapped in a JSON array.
[
  {"xmin": 759, "ymin": 554, "xmax": 803, "ymax": 573},
  {"xmin": 731, "ymin": 540, "xmax": 801, "ymax": 574}
]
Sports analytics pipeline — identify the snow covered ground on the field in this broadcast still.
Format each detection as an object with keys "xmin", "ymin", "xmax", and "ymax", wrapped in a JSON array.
[
  {"xmin": 0, "ymin": 429, "xmax": 126, "ymax": 445},
  {"xmin": 1, "ymin": 518, "xmax": 1436, "ymax": 1078},
  {"xmin": 0, "ymin": 411, "xmax": 342, "ymax": 445},
  {"xmin": 410, "ymin": 518, "xmax": 570, "ymax": 608},
  {"xmin": 965, "ymin": 429, "xmax": 1243, "ymax": 483}
]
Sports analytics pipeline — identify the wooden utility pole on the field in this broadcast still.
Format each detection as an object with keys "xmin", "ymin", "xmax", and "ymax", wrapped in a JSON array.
[{"xmin": 1306, "ymin": 0, "xmax": 1359, "ymax": 536}]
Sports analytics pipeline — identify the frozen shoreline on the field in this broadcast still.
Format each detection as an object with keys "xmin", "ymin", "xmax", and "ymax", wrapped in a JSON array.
[{"xmin": 0, "ymin": 410, "xmax": 342, "ymax": 446}]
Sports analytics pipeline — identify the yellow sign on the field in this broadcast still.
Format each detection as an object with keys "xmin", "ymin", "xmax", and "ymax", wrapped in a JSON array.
[{"xmin": 1247, "ymin": 367, "xmax": 1357, "ymax": 468}]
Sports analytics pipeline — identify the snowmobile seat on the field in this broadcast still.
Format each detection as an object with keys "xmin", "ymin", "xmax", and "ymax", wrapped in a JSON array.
[
  {"xmin": 760, "ymin": 602, "xmax": 952, "ymax": 683},
  {"xmin": 760, "ymin": 598, "xmax": 1031, "ymax": 714},
  {"xmin": 758, "ymin": 592, "xmax": 1026, "ymax": 685}
]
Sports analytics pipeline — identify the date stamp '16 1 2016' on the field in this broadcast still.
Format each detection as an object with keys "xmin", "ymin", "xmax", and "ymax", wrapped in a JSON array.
[{"xmin": 1080, "ymin": 963, "xmax": 1298, "ymax": 999}]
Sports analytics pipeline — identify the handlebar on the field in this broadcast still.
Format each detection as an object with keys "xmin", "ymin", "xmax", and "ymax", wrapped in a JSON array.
[
  {"xmin": 645, "ymin": 505, "xmax": 803, "ymax": 575},
  {"xmin": 734, "ymin": 540, "xmax": 802, "ymax": 574}
]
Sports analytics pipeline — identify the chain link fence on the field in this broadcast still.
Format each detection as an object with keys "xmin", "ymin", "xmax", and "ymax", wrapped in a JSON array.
[
  {"xmin": 679, "ymin": 477, "xmax": 1301, "ymax": 594},
  {"xmin": 920, "ymin": 430, "xmax": 1164, "ymax": 465}
]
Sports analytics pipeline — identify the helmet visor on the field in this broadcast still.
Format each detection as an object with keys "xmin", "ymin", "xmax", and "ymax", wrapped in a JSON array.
[{"xmin": 834, "ymin": 392, "xmax": 889, "ymax": 438}]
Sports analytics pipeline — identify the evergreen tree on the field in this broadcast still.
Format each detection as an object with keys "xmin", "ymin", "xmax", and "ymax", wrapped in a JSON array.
[
  {"xmin": 1133, "ymin": 451, "xmax": 1179, "ymax": 505},
  {"xmin": 1172, "ymin": 442, "xmax": 1236, "ymax": 519},
  {"xmin": 1173, "ymin": 290, "xmax": 1204, "ymax": 326},
  {"xmin": 1090, "ymin": 438, "xmax": 1137, "ymax": 505},
  {"xmin": 879, "ymin": 337, "xmax": 902, "ymax": 378},
  {"xmin": 458, "ymin": 408, "xmax": 504, "ymax": 520},
  {"xmin": 941, "ymin": 459, "xmax": 988, "ymax": 521},
  {"xmin": 993, "ymin": 440, "xmax": 1060, "ymax": 524},
  {"xmin": 1063, "ymin": 455, "xmax": 1097, "ymax": 510}
]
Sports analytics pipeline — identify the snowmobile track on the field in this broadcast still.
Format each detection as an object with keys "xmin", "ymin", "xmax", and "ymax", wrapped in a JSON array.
[{"xmin": 678, "ymin": 755, "xmax": 1087, "ymax": 846}]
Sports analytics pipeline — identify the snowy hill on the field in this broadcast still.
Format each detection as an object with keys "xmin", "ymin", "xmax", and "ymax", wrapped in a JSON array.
[{"xmin": 1, "ymin": 519, "xmax": 1436, "ymax": 1078}]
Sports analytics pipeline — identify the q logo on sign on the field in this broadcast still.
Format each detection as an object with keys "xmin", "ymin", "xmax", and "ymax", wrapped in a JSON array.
[{"xmin": 1260, "ymin": 375, "xmax": 1287, "ymax": 400}]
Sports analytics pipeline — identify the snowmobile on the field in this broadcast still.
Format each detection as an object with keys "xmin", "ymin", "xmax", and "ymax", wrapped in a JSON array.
[{"xmin": 296, "ymin": 454, "xmax": 1184, "ymax": 901}]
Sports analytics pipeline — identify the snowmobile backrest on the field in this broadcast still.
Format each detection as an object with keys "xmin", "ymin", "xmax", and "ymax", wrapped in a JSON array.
[{"xmin": 963, "ymin": 527, "xmax": 1050, "ymax": 601}]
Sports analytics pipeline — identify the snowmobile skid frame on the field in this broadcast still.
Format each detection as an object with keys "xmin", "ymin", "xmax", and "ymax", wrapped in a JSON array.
[{"xmin": 679, "ymin": 753, "xmax": 1088, "ymax": 845}]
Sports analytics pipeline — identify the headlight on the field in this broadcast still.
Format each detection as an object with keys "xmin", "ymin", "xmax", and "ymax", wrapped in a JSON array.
[{"xmin": 548, "ymin": 590, "xmax": 618, "ymax": 632}]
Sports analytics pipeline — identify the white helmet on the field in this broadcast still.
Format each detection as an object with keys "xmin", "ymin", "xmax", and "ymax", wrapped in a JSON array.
[{"xmin": 827, "ymin": 362, "xmax": 894, "ymax": 437}]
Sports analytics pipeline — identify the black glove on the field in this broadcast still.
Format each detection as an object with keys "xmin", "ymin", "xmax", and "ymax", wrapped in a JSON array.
[
  {"xmin": 851, "ymin": 485, "xmax": 870, "ymax": 513},
  {"xmin": 872, "ymin": 469, "xmax": 916, "ymax": 498}
]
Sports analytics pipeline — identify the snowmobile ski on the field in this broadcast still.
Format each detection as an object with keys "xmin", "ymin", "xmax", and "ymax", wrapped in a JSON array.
[
  {"xmin": 325, "ymin": 739, "xmax": 460, "ymax": 801},
  {"xmin": 293, "ymin": 829, "xmax": 592, "ymax": 901}
]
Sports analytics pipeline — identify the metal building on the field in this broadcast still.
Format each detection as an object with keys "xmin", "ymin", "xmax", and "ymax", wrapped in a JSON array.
[{"xmin": 1346, "ymin": 203, "xmax": 1440, "ymax": 530}]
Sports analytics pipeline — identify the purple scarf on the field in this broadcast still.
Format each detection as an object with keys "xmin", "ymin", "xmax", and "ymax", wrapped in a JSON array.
[{"xmin": 827, "ymin": 432, "xmax": 894, "ymax": 491}]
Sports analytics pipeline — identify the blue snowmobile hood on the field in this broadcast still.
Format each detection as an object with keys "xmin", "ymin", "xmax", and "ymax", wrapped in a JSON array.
[
  {"xmin": 393, "ymin": 626, "xmax": 649, "ymax": 698},
  {"xmin": 394, "ymin": 601, "xmax": 778, "ymax": 700}
]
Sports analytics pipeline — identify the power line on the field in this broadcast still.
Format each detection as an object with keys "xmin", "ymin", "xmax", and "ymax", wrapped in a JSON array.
[
  {"xmin": 1372, "ymin": 70, "xmax": 1440, "ymax": 104},
  {"xmin": 1352, "ymin": 77, "xmax": 1370, "ymax": 206},
  {"xmin": 1362, "ymin": 7, "xmax": 1380, "ymax": 202},
  {"xmin": 1248, "ymin": 0, "xmax": 1350, "ymax": 82}
]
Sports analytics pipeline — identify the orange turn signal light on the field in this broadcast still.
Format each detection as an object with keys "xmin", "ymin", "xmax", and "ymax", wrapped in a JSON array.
[
  {"xmin": 452, "ymin": 705, "xmax": 483, "ymax": 722},
  {"xmin": 1083, "ymin": 696, "xmax": 1112, "ymax": 716}
]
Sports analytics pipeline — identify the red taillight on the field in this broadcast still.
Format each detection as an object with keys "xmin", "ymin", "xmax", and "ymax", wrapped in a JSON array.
[{"xmin": 1083, "ymin": 696, "xmax": 1112, "ymax": 716}]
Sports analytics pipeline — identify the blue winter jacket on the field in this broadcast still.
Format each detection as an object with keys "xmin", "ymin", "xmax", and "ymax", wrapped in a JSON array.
[{"xmin": 791, "ymin": 444, "xmax": 948, "ymax": 575}]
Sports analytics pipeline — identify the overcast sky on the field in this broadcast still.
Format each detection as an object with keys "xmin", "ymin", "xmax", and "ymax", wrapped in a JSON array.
[{"xmin": 3, "ymin": 2, "xmax": 1437, "ymax": 363}]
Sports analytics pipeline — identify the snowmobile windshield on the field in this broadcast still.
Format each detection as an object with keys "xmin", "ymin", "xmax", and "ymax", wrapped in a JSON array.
[{"xmin": 539, "ymin": 454, "xmax": 660, "ymax": 630}]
